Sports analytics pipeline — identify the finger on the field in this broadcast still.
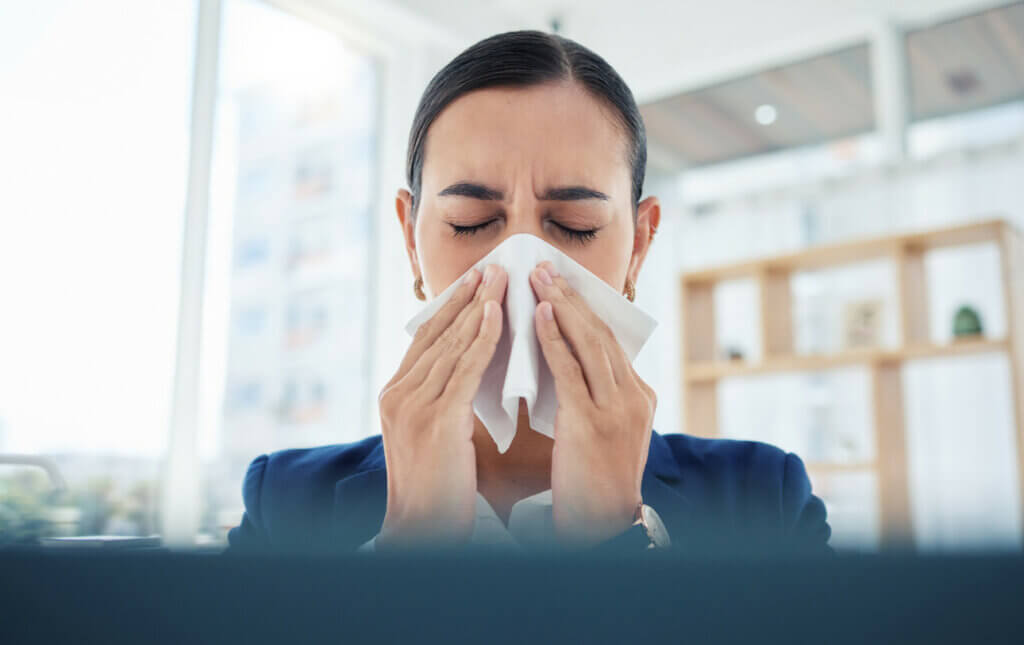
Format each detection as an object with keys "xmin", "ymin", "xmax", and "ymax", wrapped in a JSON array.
[
  {"xmin": 534, "ymin": 300, "xmax": 591, "ymax": 405},
  {"xmin": 420, "ymin": 265, "xmax": 508, "ymax": 399},
  {"xmin": 443, "ymin": 299, "xmax": 504, "ymax": 405},
  {"xmin": 529, "ymin": 265, "xmax": 616, "ymax": 405},
  {"xmin": 415, "ymin": 265, "xmax": 508, "ymax": 398},
  {"xmin": 394, "ymin": 271, "xmax": 487, "ymax": 392},
  {"xmin": 537, "ymin": 261, "xmax": 632, "ymax": 385},
  {"xmin": 391, "ymin": 268, "xmax": 482, "ymax": 386}
]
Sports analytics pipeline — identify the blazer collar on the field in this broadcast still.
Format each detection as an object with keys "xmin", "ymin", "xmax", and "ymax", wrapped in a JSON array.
[
  {"xmin": 331, "ymin": 439, "xmax": 386, "ymax": 549},
  {"xmin": 332, "ymin": 430, "xmax": 695, "ymax": 549},
  {"xmin": 639, "ymin": 431, "xmax": 696, "ymax": 540}
]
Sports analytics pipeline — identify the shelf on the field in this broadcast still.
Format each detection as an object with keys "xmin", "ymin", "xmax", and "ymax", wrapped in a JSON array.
[
  {"xmin": 804, "ymin": 461, "xmax": 877, "ymax": 474},
  {"xmin": 679, "ymin": 218, "xmax": 1024, "ymax": 546},
  {"xmin": 681, "ymin": 218, "xmax": 1008, "ymax": 284},
  {"xmin": 685, "ymin": 337, "xmax": 1008, "ymax": 382}
]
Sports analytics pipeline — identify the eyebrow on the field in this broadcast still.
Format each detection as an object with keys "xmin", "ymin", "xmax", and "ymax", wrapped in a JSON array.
[{"xmin": 437, "ymin": 182, "xmax": 609, "ymax": 202}]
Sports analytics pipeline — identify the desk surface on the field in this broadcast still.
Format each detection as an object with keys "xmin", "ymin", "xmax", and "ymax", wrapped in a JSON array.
[{"xmin": 2, "ymin": 549, "xmax": 1023, "ymax": 644}]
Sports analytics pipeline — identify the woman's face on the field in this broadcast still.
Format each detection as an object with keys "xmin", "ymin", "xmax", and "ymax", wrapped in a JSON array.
[{"xmin": 397, "ymin": 80, "xmax": 659, "ymax": 298}]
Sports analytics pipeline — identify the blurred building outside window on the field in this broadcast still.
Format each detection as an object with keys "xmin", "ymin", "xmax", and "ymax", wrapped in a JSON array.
[
  {"xmin": 198, "ymin": 0, "xmax": 380, "ymax": 544},
  {"xmin": 0, "ymin": 0, "xmax": 381, "ymax": 548},
  {"xmin": 0, "ymin": 0, "xmax": 198, "ymax": 546}
]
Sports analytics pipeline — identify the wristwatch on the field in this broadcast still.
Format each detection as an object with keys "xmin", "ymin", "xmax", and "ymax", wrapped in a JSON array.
[
  {"xmin": 632, "ymin": 501, "xmax": 671, "ymax": 549},
  {"xmin": 596, "ymin": 502, "xmax": 671, "ymax": 552}
]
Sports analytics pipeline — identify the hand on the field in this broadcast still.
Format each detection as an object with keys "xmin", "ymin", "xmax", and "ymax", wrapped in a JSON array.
[
  {"xmin": 529, "ymin": 261, "xmax": 657, "ymax": 547},
  {"xmin": 375, "ymin": 265, "xmax": 507, "ymax": 550}
]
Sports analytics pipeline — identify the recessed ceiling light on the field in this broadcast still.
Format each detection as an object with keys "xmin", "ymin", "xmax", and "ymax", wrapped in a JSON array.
[{"xmin": 755, "ymin": 104, "xmax": 777, "ymax": 126}]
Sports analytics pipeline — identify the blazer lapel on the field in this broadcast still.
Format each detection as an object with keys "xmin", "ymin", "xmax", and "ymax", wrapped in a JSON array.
[
  {"xmin": 332, "ymin": 442, "xmax": 387, "ymax": 550},
  {"xmin": 641, "ymin": 431, "xmax": 699, "ymax": 547}
]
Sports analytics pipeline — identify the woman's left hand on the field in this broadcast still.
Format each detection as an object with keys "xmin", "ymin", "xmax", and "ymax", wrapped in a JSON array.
[{"xmin": 529, "ymin": 261, "xmax": 657, "ymax": 547}]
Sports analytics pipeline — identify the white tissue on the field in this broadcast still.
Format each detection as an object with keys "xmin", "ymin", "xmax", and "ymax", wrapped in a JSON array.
[{"xmin": 405, "ymin": 234, "xmax": 657, "ymax": 454}]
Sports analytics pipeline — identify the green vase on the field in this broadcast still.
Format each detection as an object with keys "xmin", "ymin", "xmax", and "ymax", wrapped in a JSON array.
[{"xmin": 952, "ymin": 305, "xmax": 983, "ymax": 338}]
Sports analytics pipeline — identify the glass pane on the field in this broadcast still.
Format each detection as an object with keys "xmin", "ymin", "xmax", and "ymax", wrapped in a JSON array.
[
  {"xmin": 0, "ymin": 1, "xmax": 197, "ymax": 545},
  {"xmin": 199, "ymin": 0, "xmax": 379, "ymax": 544}
]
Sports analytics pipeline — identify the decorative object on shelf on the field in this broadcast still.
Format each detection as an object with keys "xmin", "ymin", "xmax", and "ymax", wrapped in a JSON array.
[
  {"xmin": 722, "ymin": 346, "xmax": 745, "ymax": 362},
  {"xmin": 842, "ymin": 299, "xmax": 883, "ymax": 349},
  {"xmin": 952, "ymin": 305, "xmax": 984, "ymax": 339}
]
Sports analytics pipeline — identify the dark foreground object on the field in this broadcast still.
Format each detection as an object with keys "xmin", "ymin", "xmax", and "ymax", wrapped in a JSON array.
[{"xmin": 2, "ymin": 548, "xmax": 1022, "ymax": 644}]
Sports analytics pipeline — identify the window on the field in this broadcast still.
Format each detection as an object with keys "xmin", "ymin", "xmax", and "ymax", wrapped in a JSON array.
[
  {"xmin": 198, "ymin": 0, "xmax": 379, "ymax": 543},
  {"xmin": 0, "ymin": 1, "xmax": 197, "ymax": 544},
  {"xmin": 0, "ymin": 0, "xmax": 379, "ymax": 548}
]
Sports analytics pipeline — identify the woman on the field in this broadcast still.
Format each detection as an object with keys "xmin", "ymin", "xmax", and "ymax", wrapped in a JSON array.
[{"xmin": 226, "ymin": 30, "xmax": 831, "ymax": 555}]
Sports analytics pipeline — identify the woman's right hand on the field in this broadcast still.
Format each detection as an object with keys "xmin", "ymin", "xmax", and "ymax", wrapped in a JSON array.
[{"xmin": 375, "ymin": 264, "xmax": 507, "ymax": 550}]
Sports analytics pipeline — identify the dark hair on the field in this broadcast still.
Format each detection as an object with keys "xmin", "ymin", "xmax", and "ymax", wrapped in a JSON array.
[{"xmin": 405, "ymin": 30, "xmax": 646, "ymax": 218}]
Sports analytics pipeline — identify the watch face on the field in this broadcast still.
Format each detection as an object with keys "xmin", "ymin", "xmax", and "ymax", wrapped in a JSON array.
[{"xmin": 641, "ymin": 505, "xmax": 671, "ymax": 548}]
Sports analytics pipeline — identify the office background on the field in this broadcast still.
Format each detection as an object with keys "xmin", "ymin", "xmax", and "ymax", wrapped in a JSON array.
[{"xmin": 1, "ymin": 0, "xmax": 1022, "ymax": 553}]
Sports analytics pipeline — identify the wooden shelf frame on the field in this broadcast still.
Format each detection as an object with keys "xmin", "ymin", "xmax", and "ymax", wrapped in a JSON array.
[
  {"xmin": 686, "ymin": 338, "xmax": 1009, "ymax": 382},
  {"xmin": 680, "ymin": 218, "xmax": 1024, "ymax": 548}
]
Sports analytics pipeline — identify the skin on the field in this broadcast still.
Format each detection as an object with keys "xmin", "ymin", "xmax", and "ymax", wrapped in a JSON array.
[{"xmin": 378, "ymin": 80, "xmax": 661, "ymax": 550}]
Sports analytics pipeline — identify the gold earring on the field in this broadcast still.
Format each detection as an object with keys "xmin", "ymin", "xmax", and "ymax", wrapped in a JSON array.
[
  {"xmin": 624, "ymin": 278, "xmax": 636, "ymax": 302},
  {"xmin": 413, "ymin": 276, "xmax": 426, "ymax": 301}
]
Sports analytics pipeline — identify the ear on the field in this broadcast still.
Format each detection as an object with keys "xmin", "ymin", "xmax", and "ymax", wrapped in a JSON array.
[
  {"xmin": 396, "ymin": 188, "xmax": 420, "ymax": 282},
  {"xmin": 626, "ymin": 195, "xmax": 661, "ymax": 288}
]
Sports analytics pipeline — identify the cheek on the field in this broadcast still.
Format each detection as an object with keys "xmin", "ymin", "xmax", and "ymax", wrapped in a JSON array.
[
  {"xmin": 574, "ymin": 221, "xmax": 634, "ymax": 288},
  {"xmin": 416, "ymin": 219, "xmax": 479, "ymax": 296}
]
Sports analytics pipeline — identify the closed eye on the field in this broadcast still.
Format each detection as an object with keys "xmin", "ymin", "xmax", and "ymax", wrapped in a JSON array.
[
  {"xmin": 552, "ymin": 221, "xmax": 599, "ymax": 245},
  {"xmin": 447, "ymin": 218, "xmax": 599, "ymax": 245},
  {"xmin": 449, "ymin": 220, "xmax": 497, "ymax": 237}
]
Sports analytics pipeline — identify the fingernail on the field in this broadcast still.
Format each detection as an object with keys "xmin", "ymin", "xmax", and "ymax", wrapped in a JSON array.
[
  {"xmin": 544, "ymin": 263, "xmax": 559, "ymax": 278},
  {"xmin": 540, "ymin": 301, "xmax": 554, "ymax": 320},
  {"xmin": 463, "ymin": 268, "xmax": 479, "ymax": 285},
  {"xmin": 538, "ymin": 267, "xmax": 553, "ymax": 286},
  {"xmin": 483, "ymin": 265, "xmax": 496, "ymax": 285},
  {"xmin": 484, "ymin": 300, "xmax": 495, "ymax": 320}
]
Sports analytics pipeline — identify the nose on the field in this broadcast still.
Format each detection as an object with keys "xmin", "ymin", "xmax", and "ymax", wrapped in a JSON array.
[{"xmin": 495, "ymin": 188, "xmax": 546, "ymax": 240}]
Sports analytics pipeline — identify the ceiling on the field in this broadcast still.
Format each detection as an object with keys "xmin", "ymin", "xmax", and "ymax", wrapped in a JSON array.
[
  {"xmin": 385, "ymin": 0, "xmax": 1023, "ymax": 169},
  {"xmin": 640, "ymin": 45, "xmax": 875, "ymax": 168},
  {"xmin": 640, "ymin": 1, "xmax": 1024, "ymax": 169},
  {"xmin": 907, "ymin": 2, "xmax": 1024, "ymax": 120},
  {"xmin": 387, "ymin": 0, "xmax": 1013, "ymax": 102}
]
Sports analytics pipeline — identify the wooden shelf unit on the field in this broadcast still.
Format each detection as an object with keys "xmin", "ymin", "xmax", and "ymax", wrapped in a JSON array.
[{"xmin": 680, "ymin": 218, "xmax": 1024, "ymax": 547}]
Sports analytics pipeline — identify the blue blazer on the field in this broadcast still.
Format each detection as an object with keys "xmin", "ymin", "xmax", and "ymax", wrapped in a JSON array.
[{"xmin": 226, "ymin": 431, "xmax": 832, "ymax": 555}]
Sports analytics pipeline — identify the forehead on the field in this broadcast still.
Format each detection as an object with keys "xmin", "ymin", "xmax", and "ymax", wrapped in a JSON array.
[{"xmin": 421, "ymin": 81, "xmax": 630, "ymax": 192}]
